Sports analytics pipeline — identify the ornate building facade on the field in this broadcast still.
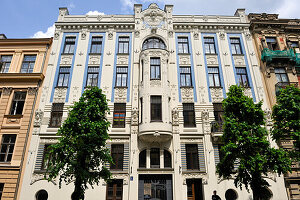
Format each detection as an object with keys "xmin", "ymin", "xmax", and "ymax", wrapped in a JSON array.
[
  {"xmin": 249, "ymin": 13, "xmax": 300, "ymax": 200},
  {"xmin": 20, "ymin": 4, "xmax": 288, "ymax": 200},
  {"xmin": 0, "ymin": 37, "xmax": 52, "ymax": 200}
]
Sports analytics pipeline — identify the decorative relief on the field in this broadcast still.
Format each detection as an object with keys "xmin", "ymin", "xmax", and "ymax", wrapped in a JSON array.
[
  {"xmin": 210, "ymin": 88, "xmax": 223, "ymax": 103},
  {"xmin": 202, "ymin": 109, "xmax": 211, "ymax": 135},
  {"xmin": 168, "ymin": 31, "xmax": 173, "ymax": 38},
  {"xmin": 117, "ymin": 56, "xmax": 129, "ymax": 65},
  {"xmin": 54, "ymin": 31, "xmax": 60, "ymax": 40},
  {"xmin": 183, "ymin": 174, "xmax": 208, "ymax": 185},
  {"xmin": 179, "ymin": 56, "xmax": 191, "ymax": 65},
  {"xmin": 199, "ymin": 86, "xmax": 206, "ymax": 104},
  {"xmin": 34, "ymin": 109, "xmax": 44, "ymax": 127},
  {"xmin": 114, "ymin": 88, "xmax": 127, "ymax": 103},
  {"xmin": 53, "ymin": 88, "xmax": 68, "ymax": 103},
  {"xmin": 181, "ymin": 87, "xmax": 194, "ymax": 103},
  {"xmin": 2, "ymin": 87, "xmax": 12, "ymax": 96},
  {"xmin": 60, "ymin": 55, "xmax": 73, "ymax": 65},
  {"xmin": 134, "ymin": 31, "xmax": 140, "ymax": 38},
  {"xmin": 219, "ymin": 31, "xmax": 225, "ymax": 40},
  {"xmin": 141, "ymin": 3, "xmax": 166, "ymax": 28},
  {"xmin": 28, "ymin": 87, "xmax": 38, "ymax": 95},
  {"xmin": 6, "ymin": 118, "xmax": 20, "ymax": 124},
  {"xmin": 264, "ymin": 109, "xmax": 272, "ymax": 126},
  {"xmin": 108, "ymin": 31, "xmax": 113, "ymax": 40},
  {"xmin": 244, "ymin": 88, "xmax": 252, "ymax": 98},
  {"xmin": 97, "ymin": 15, "xmax": 103, "ymax": 21},
  {"xmin": 131, "ymin": 107, "xmax": 138, "ymax": 126},
  {"xmin": 233, "ymin": 56, "xmax": 246, "ymax": 67},
  {"xmin": 81, "ymin": 30, "xmax": 87, "ymax": 40},
  {"xmin": 150, "ymin": 80, "xmax": 161, "ymax": 87},
  {"xmin": 172, "ymin": 107, "xmax": 179, "ymax": 126},
  {"xmin": 30, "ymin": 174, "xmax": 56, "ymax": 185},
  {"xmin": 206, "ymin": 55, "xmax": 218, "ymax": 66},
  {"xmin": 88, "ymin": 56, "xmax": 100, "ymax": 65},
  {"xmin": 193, "ymin": 32, "xmax": 199, "ymax": 40}
]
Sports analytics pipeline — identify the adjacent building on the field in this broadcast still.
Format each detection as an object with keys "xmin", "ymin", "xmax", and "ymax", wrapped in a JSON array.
[
  {"xmin": 249, "ymin": 13, "xmax": 300, "ymax": 200},
  {"xmin": 20, "ymin": 4, "xmax": 288, "ymax": 200},
  {"xmin": 0, "ymin": 36, "xmax": 52, "ymax": 200}
]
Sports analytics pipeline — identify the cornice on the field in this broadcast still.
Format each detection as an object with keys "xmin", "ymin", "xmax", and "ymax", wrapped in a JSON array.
[
  {"xmin": 0, "ymin": 38, "xmax": 53, "ymax": 46},
  {"xmin": 0, "ymin": 73, "xmax": 45, "ymax": 83}
]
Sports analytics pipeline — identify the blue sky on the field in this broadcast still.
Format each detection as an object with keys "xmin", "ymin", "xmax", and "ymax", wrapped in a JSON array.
[{"xmin": 1, "ymin": 0, "xmax": 300, "ymax": 38}]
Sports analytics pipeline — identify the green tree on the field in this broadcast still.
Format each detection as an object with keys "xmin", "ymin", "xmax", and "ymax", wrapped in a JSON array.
[
  {"xmin": 271, "ymin": 86, "xmax": 300, "ymax": 161},
  {"xmin": 46, "ymin": 87, "xmax": 113, "ymax": 200},
  {"xmin": 217, "ymin": 85, "xmax": 291, "ymax": 200}
]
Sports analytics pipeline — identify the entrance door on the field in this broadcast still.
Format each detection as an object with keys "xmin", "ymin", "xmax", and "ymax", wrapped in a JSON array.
[
  {"xmin": 187, "ymin": 179, "xmax": 203, "ymax": 200},
  {"xmin": 138, "ymin": 174, "xmax": 173, "ymax": 200},
  {"xmin": 106, "ymin": 179, "xmax": 123, "ymax": 200}
]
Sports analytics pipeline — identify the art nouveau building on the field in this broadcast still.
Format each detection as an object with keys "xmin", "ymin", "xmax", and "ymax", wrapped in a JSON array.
[
  {"xmin": 0, "ymin": 36, "xmax": 52, "ymax": 200},
  {"xmin": 20, "ymin": 4, "xmax": 288, "ymax": 200},
  {"xmin": 249, "ymin": 13, "xmax": 300, "ymax": 200}
]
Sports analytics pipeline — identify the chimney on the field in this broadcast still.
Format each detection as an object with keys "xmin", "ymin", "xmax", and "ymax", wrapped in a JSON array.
[{"xmin": 0, "ymin": 34, "xmax": 7, "ymax": 39}]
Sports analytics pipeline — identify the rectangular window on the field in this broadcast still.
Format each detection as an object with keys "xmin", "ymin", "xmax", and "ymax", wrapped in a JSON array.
[
  {"xmin": 204, "ymin": 37, "xmax": 216, "ymax": 54},
  {"xmin": 185, "ymin": 144, "xmax": 199, "ymax": 170},
  {"xmin": 57, "ymin": 67, "xmax": 71, "ymax": 87},
  {"xmin": 183, "ymin": 103, "xmax": 196, "ymax": 127},
  {"xmin": 0, "ymin": 134, "xmax": 16, "ymax": 162},
  {"xmin": 113, "ymin": 103, "xmax": 126, "ymax": 128},
  {"xmin": 10, "ymin": 92, "xmax": 26, "ymax": 115},
  {"xmin": 86, "ymin": 67, "xmax": 99, "ymax": 87},
  {"xmin": 106, "ymin": 179, "xmax": 123, "ymax": 200},
  {"xmin": 150, "ymin": 148, "xmax": 160, "ymax": 168},
  {"xmin": 151, "ymin": 96, "xmax": 162, "ymax": 121},
  {"xmin": 49, "ymin": 103, "xmax": 64, "ymax": 128},
  {"xmin": 0, "ymin": 55, "xmax": 12, "ymax": 73},
  {"xmin": 118, "ymin": 37, "xmax": 129, "ymax": 54},
  {"xmin": 213, "ymin": 103, "xmax": 223, "ymax": 122},
  {"xmin": 90, "ymin": 36, "xmax": 103, "ymax": 54},
  {"xmin": 266, "ymin": 37, "xmax": 278, "ymax": 51},
  {"xmin": 208, "ymin": 67, "xmax": 221, "ymax": 87},
  {"xmin": 111, "ymin": 144, "xmax": 124, "ymax": 170},
  {"xmin": 236, "ymin": 67, "xmax": 249, "ymax": 87},
  {"xmin": 150, "ymin": 58, "xmax": 161, "ymax": 80},
  {"xmin": 140, "ymin": 97, "xmax": 143, "ymax": 123},
  {"xmin": 63, "ymin": 37, "xmax": 76, "ymax": 54},
  {"xmin": 41, "ymin": 144, "xmax": 52, "ymax": 170},
  {"xmin": 230, "ymin": 38, "xmax": 242, "ymax": 55},
  {"xmin": 0, "ymin": 183, "xmax": 3, "ymax": 199},
  {"xmin": 290, "ymin": 41, "xmax": 299, "ymax": 49},
  {"xmin": 180, "ymin": 67, "xmax": 192, "ymax": 87},
  {"xmin": 115, "ymin": 66, "xmax": 128, "ymax": 87},
  {"xmin": 275, "ymin": 68, "xmax": 289, "ymax": 83},
  {"xmin": 20, "ymin": 55, "xmax": 36, "ymax": 73},
  {"xmin": 178, "ymin": 37, "xmax": 189, "ymax": 54}
]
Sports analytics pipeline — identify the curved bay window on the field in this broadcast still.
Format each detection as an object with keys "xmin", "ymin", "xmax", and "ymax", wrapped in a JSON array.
[{"xmin": 142, "ymin": 37, "xmax": 166, "ymax": 50}]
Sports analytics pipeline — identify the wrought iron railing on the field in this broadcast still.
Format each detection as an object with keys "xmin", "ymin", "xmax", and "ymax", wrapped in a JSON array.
[
  {"xmin": 275, "ymin": 82, "xmax": 299, "ymax": 96},
  {"xmin": 261, "ymin": 48, "xmax": 299, "ymax": 64},
  {"xmin": 211, "ymin": 121, "xmax": 223, "ymax": 133}
]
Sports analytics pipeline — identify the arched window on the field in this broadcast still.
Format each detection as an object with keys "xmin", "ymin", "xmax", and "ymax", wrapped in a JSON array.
[
  {"xmin": 139, "ymin": 149, "xmax": 146, "ymax": 168},
  {"xmin": 164, "ymin": 150, "xmax": 172, "ymax": 168},
  {"xmin": 36, "ymin": 190, "xmax": 48, "ymax": 200},
  {"xmin": 225, "ymin": 189, "xmax": 238, "ymax": 200},
  {"xmin": 142, "ymin": 37, "xmax": 166, "ymax": 50}
]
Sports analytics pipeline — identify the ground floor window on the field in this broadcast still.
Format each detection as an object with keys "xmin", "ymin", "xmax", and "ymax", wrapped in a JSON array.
[
  {"xmin": 187, "ymin": 179, "xmax": 203, "ymax": 200},
  {"xmin": 106, "ymin": 179, "xmax": 123, "ymax": 200}
]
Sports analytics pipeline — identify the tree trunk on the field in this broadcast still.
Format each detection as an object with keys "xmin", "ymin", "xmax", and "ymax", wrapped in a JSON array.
[{"xmin": 72, "ymin": 177, "xmax": 84, "ymax": 200}]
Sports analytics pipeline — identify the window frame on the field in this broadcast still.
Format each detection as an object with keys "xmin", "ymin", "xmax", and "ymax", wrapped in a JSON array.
[
  {"xmin": 236, "ymin": 67, "xmax": 249, "ymax": 87},
  {"xmin": 0, "ymin": 55, "xmax": 12, "ymax": 73},
  {"xmin": 265, "ymin": 37, "xmax": 278, "ymax": 51},
  {"xmin": 86, "ymin": 66, "xmax": 99, "ymax": 87},
  {"xmin": 115, "ymin": 66, "xmax": 128, "ymax": 87},
  {"xmin": 180, "ymin": 66, "xmax": 192, "ymax": 87},
  {"xmin": 90, "ymin": 36, "xmax": 103, "ymax": 54},
  {"xmin": 41, "ymin": 144, "xmax": 52, "ymax": 170},
  {"xmin": 118, "ymin": 36, "xmax": 130, "ymax": 54},
  {"xmin": 185, "ymin": 144, "xmax": 199, "ymax": 170},
  {"xmin": 106, "ymin": 179, "xmax": 123, "ymax": 200},
  {"xmin": 230, "ymin": 38, "xmax": 243, "ymax": 55},
  {"xmin": 20, "ymin": 55, "xmax": 36, "ymax": 73},
  {"xmin": 142, "ymin": 37, "xmax": 166, "ymax": 50},
  {"xmin": 150, "ymin": 148, "xmax": 160, "ymax": 168},
  {"xmin": 49, "ymin": 103, "xmax": 64, "ymax": 128},
  {"xmin": 275, "ymin": 68, "xmax": 289, "ymax": 83},
  {"xmin": 204, "ymin": 37, "xmax": 216, "ymax": 54},
  {"xmin": 0, "ymin": 134, "xmax": 17, "ymax": 162},
  {"xmin": 113, "ymin": 103, "xmax": 126, "ymax": 128},
  {"xmin": 183, "ymin": 103, "xmax": 196, "ymax": 127},
  {"xmin": 177, "ymin": 37, "xmax": 190, "ymax": 54},
  {"xmin": 150, "ymin": 96, "xmax": 162, "ymax": 122},
  {"xmin": 110, "ymin": 144, "xmax": 124, "ymax": 170},
  {"xmin": 150, "ymin": 58, "xmax": 161, "ymax": 80},
  {"xmin": 56, "ymin": 66, "xmax": 71, "ymax": 87},
  {"xmin": 10, "ymin": 92, "xmax": 26, "ymax": 115},
  {"xmin": 63, "ymin": 36, "xmax": 76, "ymax": 54},
  {"xmin": 208, "ymin": 67, "xmax": 221, "ymax": 87}
]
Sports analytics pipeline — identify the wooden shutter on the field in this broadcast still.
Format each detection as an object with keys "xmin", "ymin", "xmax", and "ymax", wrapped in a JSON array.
[
  {"xmin": 181, "ymin": 143, "xmax": 187, "ymax": 171},
  {"xmin": 34, "ymin": 143, "xmax": 45, "ymax": 171},
  {"xmin": 123, "ymin": 143, "xmax": 129, "ymax": 171},
  {"xmin": 198, "ymin": 143, "xmax": 206, "ymax": 172}
]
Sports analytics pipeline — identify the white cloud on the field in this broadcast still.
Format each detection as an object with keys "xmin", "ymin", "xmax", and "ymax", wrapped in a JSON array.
[
  {"xmin": 276, "ymin": 0, "xmax": 300, "ymax": 18},
  {"xmin": 86, "ymin": 10, "xmax": 105, "ymax": 15},
  {"xmin": 68, "ymin": 2, "xmax": 75, "ymax": 10},
  {"xmin": 32, "ymin": 24, "xmax": 55, "ymax": 38}
]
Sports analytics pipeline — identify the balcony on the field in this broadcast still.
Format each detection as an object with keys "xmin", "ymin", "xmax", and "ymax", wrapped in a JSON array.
[
  {"xmin": 261, "ymin": 48, "xmax": 296, "ymax": 64},
  {"xmin": 275, "ymin": 82, "xmax": 299, "ymax": 96}
]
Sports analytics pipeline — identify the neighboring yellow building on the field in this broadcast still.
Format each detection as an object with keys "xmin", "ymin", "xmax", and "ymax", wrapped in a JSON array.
[
  {"xmin": 249, "ymin": 14, "xmax": 300, "ymax": 200},
  {"xmin": 0, "ymin": 35, "xmax": 52, "ymax": 200}
]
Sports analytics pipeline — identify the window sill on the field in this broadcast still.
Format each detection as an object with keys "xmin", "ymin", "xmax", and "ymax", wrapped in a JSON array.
[
  {"xmin": 117, "ymin": 53, "xmax": 129, "ymax": 56},
  {"xmin": 180, "ymin": 86, "xmax": 193, "ymax": 89},
  {"xmin": 205, "ymin": 53, "xmax": 218, "ymax": 56},
  {"xmin": 112, "ymin": 126, "xmax": 126, "ymax": 129},
  {"xmin": 89, "ymin": 53, "xmax": 102, "ymax": 55},
  {"xmin": 240, "ymin": 86, "xmax": 251, "ymax": 89},
  {"xmin": 137, "ymin": 168, "xmax": 174, "ymax": 171},
  {"xmin": 178, "ymin": 53, "xmax": 190, "ymax": 55},
  {"xmin": 232, "ymin": 54, "xmax": 244, "ymax": 56},
  {"xmin": 182, "ymin": 170, "xmax": 204, "ymax": 173},
  {"xmin": 209, "ymin": 86, "xmax": 223, "ymax": 89},
  {"xmin": 55, "ymin": 86, "xmax": 68, "ymax": 89},
  {"xmin": 48, "ymin": 126, "xmax": 61, "ymax": 128},
  {"xmin": 4, "ymin": 114, "xmax": 23, "ymax": 118},
  {"xmin": 150, "ymin": 79, "xmax": 161, "ymax": 81},
  {"xmin": 61, "ymin": 53, "xmax": 74, "ymax": 56},
  {"xmin": 150, "ymin": 120, "xmax": 163, "ymax": 123},
  {"xmin": 114, "ymin": 86, "xmax": 128, "ymax": 89}
]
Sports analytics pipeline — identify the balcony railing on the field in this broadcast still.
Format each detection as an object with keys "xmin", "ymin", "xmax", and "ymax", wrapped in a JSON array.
[
  {"xmin": 261, "ymin": 48, "xmax": 297, "ymax": 64},
  {"xmin": 211, "ymin": 121, "xmax": 223, "ymax": 133},
  {"xmin": 275, "ymin": 82, "xmax": 299, "ymax": 96}
]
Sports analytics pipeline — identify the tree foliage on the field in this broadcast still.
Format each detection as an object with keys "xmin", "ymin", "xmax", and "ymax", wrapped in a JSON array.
[
  {"xmin": 217, "ymin": 85, "xmax": 291, "ymax": 200},
  {"xmin": 271, "ymin": 86, "xmax": 300, "ymax": 161},
  {"xmin": 46, "ymin": 87, "xmax": 113, "ymax": 200}
]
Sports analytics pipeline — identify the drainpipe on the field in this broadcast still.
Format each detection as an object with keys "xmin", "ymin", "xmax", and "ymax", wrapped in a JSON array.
[{"xmin": 14, "ymin": 42, "xmax": 50, "ymax": 200}]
